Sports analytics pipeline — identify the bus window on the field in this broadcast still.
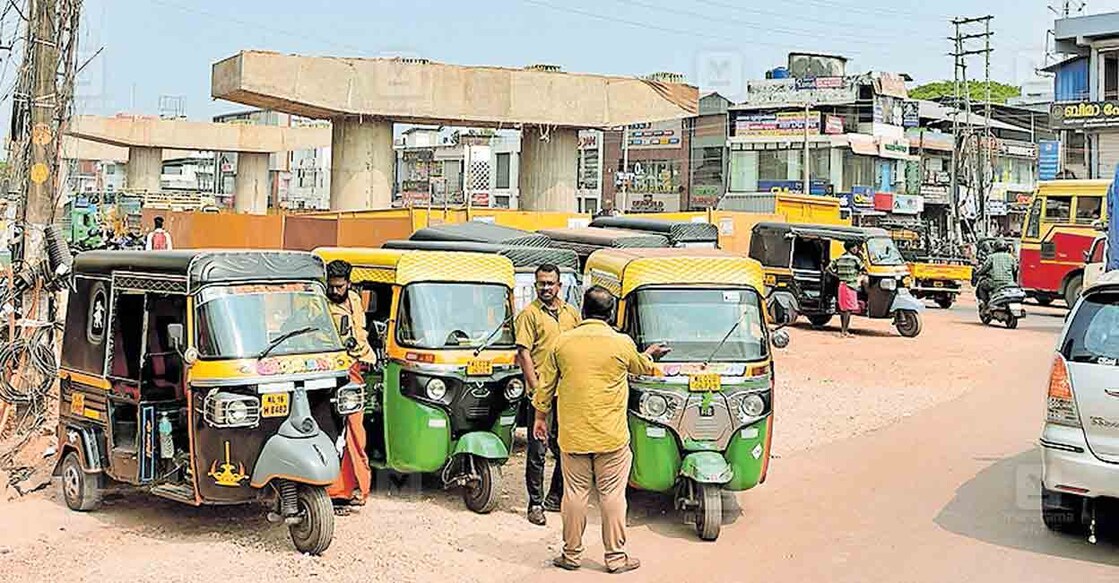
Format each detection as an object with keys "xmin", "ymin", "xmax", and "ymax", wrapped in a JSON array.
[
  {"xmin": 1044, "ymin": 196, "xmax": 1073, "ymax": 223},
  {"xmin": 1025, "ymin": 197, "xmax": 1042, "ymax": 239},
  {"xmin": 1075, "ymin": 196, "xmax": 1103, "ymax": 225}
]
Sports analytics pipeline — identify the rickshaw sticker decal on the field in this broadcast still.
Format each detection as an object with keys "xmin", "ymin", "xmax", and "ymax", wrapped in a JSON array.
[
  {"xmin": 81, "ymin": 408, "xmax": 100, "ymax": 421},
  {"xmin": 255, "ymin": 356, "xmax": 333, "ymax": 376},
  {"xmin": 87, "ymin": 285, "xmax": 107, "ymax": 344},
  {"xmin": 69, "ymin": 393, "xmax": 85, "ymax": 415},
  {"xmin": 208, "ymin": 441, "xmax": 249, "ymax": 487}
]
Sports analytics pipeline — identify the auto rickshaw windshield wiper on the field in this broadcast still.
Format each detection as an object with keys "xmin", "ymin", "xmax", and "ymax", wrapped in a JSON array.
[
  {"xmin": 257, "ymin": 326, "xmax": 319, "ymax": 360},
  {"xmin": 473, "ymin": 315, "xmax": 513, "ymax": 357},
  {"xmin": 703, "ymin": 310, "xmax": 749, "ymax": 366}
]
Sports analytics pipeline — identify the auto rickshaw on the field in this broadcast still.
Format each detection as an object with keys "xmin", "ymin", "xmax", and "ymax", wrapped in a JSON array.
[
  {"xmin": 381, "ymin": 239, "xmax": 583, "ymax": 311},
  {"xmin": 749, "ymin": 222, "xmax": 924, "ymax": 337},
  {"xmin": 588, "ymin": 216, "xmax": 720, "ymax": 248},
  {"xmin": 312, "ymin": 248, "xmax": 523, "ymax": 513},
  {"xmin": 409, "ymin": 221, "xmax": 552, "ymax": 247},
  {"xmin": 539, "ymin": 227, "xmax": 670, "ymax": 269},
  {"xmin": 585, "ymin": 248, "xmax": 789, "ymax": 541},
  {"xmin": 890, "ymin": 225, "xmax": 972, "ymax": 309},
  {"xmin": 56, "ymin": 250, "xmax": 362, "ymax": 555}
]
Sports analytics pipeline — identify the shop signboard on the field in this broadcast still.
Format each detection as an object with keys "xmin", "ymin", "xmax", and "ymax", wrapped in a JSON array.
[
  {"xmin": 879, "ymin": 138, "xmax": 911, "ymax": 160},
  {"xmin": 998, "ymin": 139, "xmax": 1038, "ymax": 158},
  {"xmin": 920, "ymin": 184, "xmax": 950, "ymax": 205},
  {"xmin": 901, "ymin": 101, "xmax": 920, "ymax": 128},
  {"xmin": 1038, "ymin": 140, "xmax": 1060, "ymax": 180},
  {"xmin": 874, "ymin": 192, "xmax": 894, "ymax": 211},
  {"xmin": 824, "ymin": 115, "xmax": 844, "ymax": 135},
  {"xmin": 734, "ymin": 111, "xmax": 821, "ymax": 136},
  {"xmin": 1051, "ymin": 101, "xmax": 1119, "ymax": 130},
  {"xmin": 626, "ymin": 120, "xmax": 682, "ymax": 149},
  {"xmin": 875, "ymin": 73, "xmax": 909, "ymax": 99},
  {"xmin": 629, "ymin": 192, "xmax": 681, "ymax": 213},
  {"xmin": 741, "ymin": 78, "xmax": 858, "ymax": 108},
  {"xmin": 851, "ymin": 185, "xmax": 875, "ymax": 208},
  {"xmin": 986, "ymin": 198, "xmax": 1008, "ymax": 216},
  {"xmin": 757, "ymin": 179, "xmax": 830, "ymax": 195},
  {"xmin": 892, "ymin": 193, "xmax": 924, "ymax": 215}
]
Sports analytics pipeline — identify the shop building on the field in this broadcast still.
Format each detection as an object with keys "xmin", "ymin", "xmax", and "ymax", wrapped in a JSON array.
[{"xmin": 1051, "ymin": 11, "xmax": 1119, "ymax": 178}]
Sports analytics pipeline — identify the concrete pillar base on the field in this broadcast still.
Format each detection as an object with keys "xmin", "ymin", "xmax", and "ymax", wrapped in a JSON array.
[
  {"xmin": 127, "ymin": 146, "xmax": 163, "ymax": 193},
  {"xmin": 518, "ymin": 126, "xmax": 577, "ymax": 212},
  {"xmin": 330, "ymin": 118, "xmax": 394, "ymax": 210},
  {"xmin": 234, "ymin": 152, "xmax": 271, "ymax": 214}
]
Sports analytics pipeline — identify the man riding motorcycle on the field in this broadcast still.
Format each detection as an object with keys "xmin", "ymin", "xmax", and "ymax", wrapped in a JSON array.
[{"xmin": 974, "ymin": 240, "xmax": 1018, "ymax": 307}]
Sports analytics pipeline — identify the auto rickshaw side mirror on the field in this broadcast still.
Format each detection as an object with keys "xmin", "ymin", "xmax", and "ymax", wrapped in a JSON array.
[
  {"xmin": 167, "ymin": 323, "xmax": 185, "ymax": 351},
  {"xmin": 772, "ymin": 328, "xmax": 790, "ymax": 349}
]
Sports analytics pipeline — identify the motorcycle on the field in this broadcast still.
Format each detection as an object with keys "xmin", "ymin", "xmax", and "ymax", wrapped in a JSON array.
[{"xmin": 979, "ymin": 285, "xmax": 1027, "ymax": 329}]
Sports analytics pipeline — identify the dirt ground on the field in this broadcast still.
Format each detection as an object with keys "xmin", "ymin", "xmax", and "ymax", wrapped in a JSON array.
[{"xmin": 0, "ymin": 298, "xmax": 1072, "ymax": 582}]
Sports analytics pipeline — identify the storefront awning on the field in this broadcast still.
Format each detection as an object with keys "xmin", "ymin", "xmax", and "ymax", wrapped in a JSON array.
[{"xmin": 847, "ymin": 134, "xmax": 878, "ymax": 156}]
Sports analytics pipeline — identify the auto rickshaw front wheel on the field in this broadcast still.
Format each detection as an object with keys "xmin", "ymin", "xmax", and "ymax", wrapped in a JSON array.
[
  {"xmin": 807, "ymin": 314, "xmax": 833, "ymax": 329},
  {"xmin": 287, "ymin": 485, "xmax": 334, "ymax": 555},
  {"xmin": 61, "ymin": 450, "xmax": 102, "ymax": 512},
  {"xmin": 895, "ymin": 310, "xmax": 922, "ymax": 338},
  {"xmin": 694, "ymin": 482, "xmax": 722, "ymax": 541},
  {"xmin": 462, "ymin": 455, "xmax": 501, "ymax": 514}
]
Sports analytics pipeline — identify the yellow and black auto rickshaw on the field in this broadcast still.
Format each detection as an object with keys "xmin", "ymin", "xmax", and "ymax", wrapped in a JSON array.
[
  {"xmin": 585, "ymin": 248, "xmax": 789, "ymax": 541},
  {"xmin": 749, "ymin": 222, "xmax": 924, "ymax": 337},
  {"xmin": 56, "ymin": 250, "xmax": 363, "ymax": 554},
  {"xmin": 312, "ymin": 248, "xmax": 523, "ymax": 513}
]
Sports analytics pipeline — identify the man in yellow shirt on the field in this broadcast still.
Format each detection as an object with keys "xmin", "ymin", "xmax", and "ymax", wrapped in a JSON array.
[
  {"xmin": 515, "ymin": 264, "xmax": 581, "ymax": 526},
  {"xmin": 533, "ymin": 286, "xmax": 669, "ymax": 574}
]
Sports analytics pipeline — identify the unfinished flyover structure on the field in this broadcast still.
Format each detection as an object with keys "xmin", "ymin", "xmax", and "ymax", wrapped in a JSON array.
[
  {"xmin": 211, "ymin": 50, "xmax": 698, "ymax": 212},
  {"xmin": 65, "ymin": 114, "xmax": 330, "ymax": 213}
]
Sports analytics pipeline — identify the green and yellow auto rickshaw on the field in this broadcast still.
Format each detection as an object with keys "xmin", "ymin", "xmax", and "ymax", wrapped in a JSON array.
[
  {"xmin": 585, "ymin": 248, "xmax": 789, "ymax": 541},
  {"xmin": 312, "ymin": 248, "xmax": 524, "ymax": 513}
]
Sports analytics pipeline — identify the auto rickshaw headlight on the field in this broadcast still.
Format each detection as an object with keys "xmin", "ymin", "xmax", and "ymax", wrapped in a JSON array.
[
  {"xmin": 740, "ymin": 394, "xmax": 766, "ymax": 418},
  {"xmin": 504, "ymin": 378, "xmax": 525, "ymax": 401},
  {"xmin": 639, "ymin": 393, "xmax": 670, "ymax": 419},
  {"xmin": 203, "ymin": 391, "xmax": 261, "ymax": 428},
  {"xmin": 335, "ymin": 383, "xmax": 365, "ymax": 415},
  {"xmin": 425, "ymin": 378, "xmax": 448, "ymax": 401},
  {"xmin": 880, "ymin": 278, "xmax": 897, "ymax": 291}
]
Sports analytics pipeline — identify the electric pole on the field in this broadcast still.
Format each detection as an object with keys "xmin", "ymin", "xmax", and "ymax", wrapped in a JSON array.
[{"xmin": 950, "ymin": 15, "xmax": 994, "ymax": 242}]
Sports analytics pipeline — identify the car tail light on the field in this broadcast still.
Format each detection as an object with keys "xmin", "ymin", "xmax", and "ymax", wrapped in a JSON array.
[{"xmin": 1046, "ymin": 354, "xmax": 1080, "ymax": 427}]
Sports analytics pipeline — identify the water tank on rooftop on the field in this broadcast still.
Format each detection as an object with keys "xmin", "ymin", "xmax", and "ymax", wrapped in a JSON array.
[{"xmin": 767, "ymin": 67, "xmax": 790, "ymax": 80}]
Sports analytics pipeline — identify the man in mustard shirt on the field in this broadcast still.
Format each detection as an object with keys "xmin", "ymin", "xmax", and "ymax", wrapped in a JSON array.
[
  {"xmin": 533, "ymin": 286, "xmax": 669, "ymax": 574},
  {"xmin": 515, "ymin": 264, "xmax": 581, "ymax": 526}
]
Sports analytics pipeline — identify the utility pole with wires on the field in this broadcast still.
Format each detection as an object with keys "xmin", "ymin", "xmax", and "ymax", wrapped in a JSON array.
[{"xmin": 949, "ymin": 15, "xmax": 994, "ymax": 243}]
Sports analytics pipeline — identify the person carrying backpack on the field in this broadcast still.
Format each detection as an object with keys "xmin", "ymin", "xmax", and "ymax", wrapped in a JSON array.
[{"xmin": 145, "ymin": 216, "xmax": 173, "ymax": 251}]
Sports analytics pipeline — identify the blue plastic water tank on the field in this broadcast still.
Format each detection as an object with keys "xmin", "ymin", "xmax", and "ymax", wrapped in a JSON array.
[{"xmin": 771, "ymin": 67, "xmax": 790, "ymax": 79}]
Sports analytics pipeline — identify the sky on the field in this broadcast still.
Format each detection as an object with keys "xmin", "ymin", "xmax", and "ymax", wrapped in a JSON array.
[{"xmin": 58, "ymin": 0, "xmax": 1119, "ymax": 121}]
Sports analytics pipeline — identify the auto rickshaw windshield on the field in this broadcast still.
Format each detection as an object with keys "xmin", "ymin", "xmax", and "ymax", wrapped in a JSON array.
[
  {"xmin": 866, "ymin": 237, "xmax": 906, "ymax": 266},
  {"xmin": 628, "ymin": 287, "xmax": 768, "ymax": 362},
  {"xmin": 397, "ymin": 282, "xmax": 514, "ymax": 349},
  {"xmin": 195, "ymin": 283, "xmax": 342, "ymax": 359}
]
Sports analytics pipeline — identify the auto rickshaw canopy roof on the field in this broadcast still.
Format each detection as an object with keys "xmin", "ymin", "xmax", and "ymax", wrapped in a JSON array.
[
  {"xmin": 539, "ymin": 227, "xmax": 670, "ymax": 258},
  {"xmin": 584, "ymin": 248, "xmax": 765, "ymax": 298},
  {"xmin": 751, "ymin": 222, "xmax": 890, "ymax": 243},
  {"xmin": 73, "ymin": 249, "xmax": 326, "ymax": 291},
  {"xmin": 588, "ymin": 216, "xmax": 719, "ymax": 246},
  {"xmin": 313, "ymin": 247, "xmax": 515, "ymax": 288},
  {"xmin": 409, "ymin": 221, "xmax": 551, "ymax": 247},
  {"xmin": 381, "ymin": 240, "xmax": 580, "ymax": 271}
]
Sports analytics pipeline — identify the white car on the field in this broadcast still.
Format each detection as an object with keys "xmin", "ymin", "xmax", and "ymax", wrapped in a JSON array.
[{"xmin": 1040, "ymin": 270, "xmax": 1119, "ymax": 537}]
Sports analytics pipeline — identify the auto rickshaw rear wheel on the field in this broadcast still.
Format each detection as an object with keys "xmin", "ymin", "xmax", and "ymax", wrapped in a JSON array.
[
  {"xmin": 462, "ymin": 455, "xmax": 501, "ymax": 514},
  {"xmin": 935, "ymin": 295, "xmax": 954, "ymax": 309},
  {"xmin": 979, "ymin": 311, "xmax": 992, "ymax": 326},
  {"xmin": 694, "ymin": 482, "xmax": 722, "ymax": 541},
  {"xmin": 895, "ymin": 310, "xmax": 922, "ymax": 338},
  {"xmin": 61, "ymin": 450, "xmax": 101, "ymax": 512},
  {"xmin": 806, "ymin": 314, "xmax": 833, "ymax": 328},
  {"xmin": 288, "ymin": 485, "xmax": 334, "ymax": 555},
  {"xmin": 1005, "ymin": 315, "xmax": 1019, "ymax": 330}
]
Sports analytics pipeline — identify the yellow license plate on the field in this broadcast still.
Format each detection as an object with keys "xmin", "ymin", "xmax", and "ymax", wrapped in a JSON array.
[
  {"xmin": 688, "ymin": 373, "xmax": 721, "ymax": 392},
  {"xmin": 933, "ymin": 281, "xmax": 944, "ymax": 287},
  {"xmin": 261, "ymin": 393, "xmax": 290, "ymax": 418},
  {"xmin": 467, "ymin": 360, "xmax": 493, "ymax": 376}
]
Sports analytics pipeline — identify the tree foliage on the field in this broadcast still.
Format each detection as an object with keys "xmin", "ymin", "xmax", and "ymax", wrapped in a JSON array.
[{"xmin": 909, "ymin": 81, "xmax": 1022, "ymax": 104}]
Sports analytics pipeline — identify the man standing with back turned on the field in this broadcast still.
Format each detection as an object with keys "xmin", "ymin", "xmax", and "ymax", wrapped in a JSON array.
[
  {"xmin": 533, "ymin": 286, "xmax": 670, "ymax": 574},
  {"xmin": 515, "ymin": 263, "xmax": 580, "ymax": 526}
]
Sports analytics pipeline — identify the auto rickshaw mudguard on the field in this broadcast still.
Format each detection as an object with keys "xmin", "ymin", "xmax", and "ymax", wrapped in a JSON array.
[
  {"xmin": 890, "ymin": 290, "xmax": 925, "ymax": 314},
  {"xmin": 452, "ymin": 431, "xmax": 509, "ymax": 461},
  {"xmin": 54, "ymin": 423, "xmax": 105, "ymax": 475},
  {"xmin": 680, "ymin": 451, "xmax": 734, "ymax": 485},
  {"xmin": 250, "ymin": 431, "xmax": 340, "ymax": 488}
]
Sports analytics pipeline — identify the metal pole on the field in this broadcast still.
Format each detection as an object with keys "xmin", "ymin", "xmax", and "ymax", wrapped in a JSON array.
[
  {"xmin": 982, "ymin": 16, "xmax": 992, "ymax": 239},
  {"xmin": 24, "ymin": 0, "xmax": 61, "ymax": 268},
  {"xmin": 621, "ymin": 126, "xmax": 630, "ymax": 213},
  {"xmin": 950, "ymin": 21, "xmax": 961, "ymax": 245},
  {"xmin": 803, "ymin": 103, "xmax": 811, "ymax": 195}
]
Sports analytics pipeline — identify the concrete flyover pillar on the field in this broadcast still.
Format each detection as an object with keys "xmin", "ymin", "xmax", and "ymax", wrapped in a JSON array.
[
  {"xmin": 234, "ymin": 152, "xmax": 271, "ymax": 214},
  {"xmin": 330, "ymin": 117, "xmax": 394, "ymax": 211},
  {"xmin": 127, "ymin": 146, "xmax": 163, "ymax": 193},
  {"xmin": 518, "ymin": 126, "xmax": 578, "ymax": 212}
]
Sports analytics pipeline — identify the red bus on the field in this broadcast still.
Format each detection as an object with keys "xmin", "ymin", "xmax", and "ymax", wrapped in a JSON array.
[{"xmin": 1019, "ymin": 180, "xmax": 1108, "ymax": 307}]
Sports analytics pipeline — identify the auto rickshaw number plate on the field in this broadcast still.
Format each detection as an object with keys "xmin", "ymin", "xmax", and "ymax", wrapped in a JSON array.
[
  {"xmin": 467, "ymin": 360, "xmax": 493, "ymax": 376},
  {"xmin": 261, "ymin": 393, "xmax": 290, "ymax": 418},
  {"xmin": 688, "ymin": 373, "xmax": 721, "ymax": 392},
  {"xmin": 934, "ymin": 281, "xmax": 944, "ymax": 287}
]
